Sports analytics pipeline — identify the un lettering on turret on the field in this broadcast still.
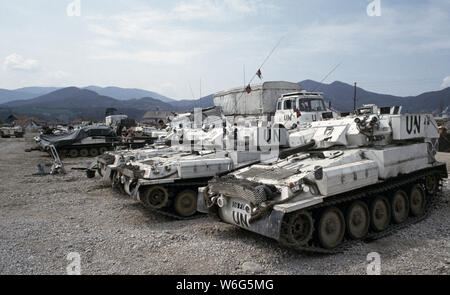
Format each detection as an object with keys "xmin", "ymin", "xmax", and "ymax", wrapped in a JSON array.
[{"xmin": 391, "ymin": 114, "xmax": 435, "ymax": 140}]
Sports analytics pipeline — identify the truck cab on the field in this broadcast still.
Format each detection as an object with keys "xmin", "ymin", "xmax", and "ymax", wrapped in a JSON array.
[{"xmin": 274, "ymin": 91, "xmax": 337, "ymax": 130}]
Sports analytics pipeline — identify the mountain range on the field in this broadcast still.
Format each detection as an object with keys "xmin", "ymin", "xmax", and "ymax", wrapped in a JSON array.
[
  {"xmin": 299, "ymin": 80, "xmax": 450, "ymax": 113},
  {"xmin": 0, "ymin": 86, "xmax": 213, "ymax": 122},
  {"xmin": 0, "ymin": 81, "xmax": 448, "ymax": 122}
]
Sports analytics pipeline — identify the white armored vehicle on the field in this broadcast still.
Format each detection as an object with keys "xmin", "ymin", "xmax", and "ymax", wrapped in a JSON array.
[
  {"xmin": 109, "ymin": 119, "xmax": 280, "ymax": 218},
  {"xmin": 200, "ymin": 105, "xmax": 447, "ymax": 251}
]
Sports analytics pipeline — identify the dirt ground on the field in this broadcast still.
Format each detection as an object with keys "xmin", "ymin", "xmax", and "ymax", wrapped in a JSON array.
[{"xmin": 0, "ymin": 133, "xmax": 449, "ymax": 275}]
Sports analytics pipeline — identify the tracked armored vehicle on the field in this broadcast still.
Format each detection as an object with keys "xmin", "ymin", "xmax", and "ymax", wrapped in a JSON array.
[
  {"xmin": 200, "ymin": 105, "xmax": 447, "ymax": 251},
  {"xmin": 120, "ymin": 150, "xmax": 264, "ymax": 218},
  {"xmin": 109, "ymin": 119, "xmax": 277, "ymax": 218},
  {"xmin": 35, "ymin": 125, "xmax": 120, "ymax": 157},
  {"xmin": 92, "ymin": 107, "xmax": 226, "ymax": 181},
  {"xmin": 1, "ymin": 125, "xmax": 24, "ymax": 138}
]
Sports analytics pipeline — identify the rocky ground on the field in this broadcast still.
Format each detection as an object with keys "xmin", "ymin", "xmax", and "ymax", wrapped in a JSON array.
[{"xmin": 0, "ymin": 133, "xmax": 449, "ymax": 275}]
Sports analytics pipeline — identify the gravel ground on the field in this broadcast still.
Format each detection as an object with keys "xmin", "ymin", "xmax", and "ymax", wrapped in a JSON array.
[{"xmin": 0, "ymin": 134, "xmax": 449, "ymax": 275}]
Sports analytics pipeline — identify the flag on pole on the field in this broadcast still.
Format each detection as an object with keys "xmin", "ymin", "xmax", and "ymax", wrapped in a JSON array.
[
  {"xmin": 256, "ymin": 69, "xmax": 263, "ymax": 79},
  {"xmin": 245, "ymin": 84, "xmax": 252, "ymax": 94}
]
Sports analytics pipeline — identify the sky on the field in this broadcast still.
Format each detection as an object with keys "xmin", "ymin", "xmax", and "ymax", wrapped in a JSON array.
[{"xmin": 0, "ymin": 0, "xmax": 450, "ymax": 99}]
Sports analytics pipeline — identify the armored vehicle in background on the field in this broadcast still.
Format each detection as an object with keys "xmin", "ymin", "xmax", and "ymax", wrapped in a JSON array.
[
  {"xmin": 35, "ymin": 126, "xmax": 120, "ymax": 157},
  {"xmin": 119, "ymin": 150, "xmax": 263, "ymax": 218},
  {"xmin": 1, "ymin": 125, "xmax": 24, "ymax": 138},
  {"xmin": 200, "ymin": 105, "xmax": 447, "ymax": 251}
]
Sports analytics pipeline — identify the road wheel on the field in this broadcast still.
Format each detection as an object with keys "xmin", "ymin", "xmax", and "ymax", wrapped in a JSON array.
[
  {"xmin": 142, "ymin": 186, "xmax": 169, "ymax": 209},
  {"xmin": 98, "ymin": 147, "xmax": 108, "ymax": 155},
  {"xmin": 89, "ymin": 148, "xmax": 99, "ymax": 157},
  {"xmin": 370, "ymin": 196, "xmax": 391, "ymax": 232},
  {"xmin": 391, "ymin": 190, "xmax": 409, "ymax": 224},
  {"xmin": 409, "ymin": 184, "xmax": 426, "ymax": 217},
  {"xmin": 282, "ymin": 211, "xmax": 314, "ymax": 246},
  {"xmin": 68, "ymin": 149, "xmax": 79, "ymax": 158},
  {"xmin": 79, "ymin": 149, "xmax": 89, "ymax": 157},
  {"xmin": 425, "ymin": 174, "xmax": 438, "ymax": 195},
  {"xmin": 317, "ymin": 207, "xmax": 345, "ymax": 249},
  {"xmin": 174, "ymin": 190, "xmax": 197, "ymax": 217},
  {"xmin": 346, "ymin": 200, "xmax": 370, "ymax": 240}
]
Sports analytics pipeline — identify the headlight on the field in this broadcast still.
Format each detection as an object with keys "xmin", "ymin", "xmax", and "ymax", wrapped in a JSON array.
[
  {"xmin": 217, "ymin": 196, "xmax": 226, "ymax": 208},
  {"xmin": 289, "ymin": 181, "xmax": 301, "ymax": 193}
]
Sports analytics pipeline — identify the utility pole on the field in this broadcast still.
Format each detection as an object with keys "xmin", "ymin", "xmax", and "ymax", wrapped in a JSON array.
[{"xmin": 353, "ymin": 82, "xmax": 357, "ymax": 113}]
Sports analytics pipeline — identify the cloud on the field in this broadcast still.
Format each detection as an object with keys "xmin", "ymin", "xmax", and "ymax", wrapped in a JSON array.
[
  {"xmin": 3, "ymin": 53, "xmax": 40, "ymax": 72},
  {"xmin": 48, "ymin": 70, "xmax": 69, "ymax": 80},
  {"xmin": 442, "ymin": 76, "xmax": 450, "ymax": 88},
  {"xmin": 83, "ymin": 1, "xmax": 275, "ymax": 66},
  {"xmin": 170, "ymin": 0, "xmax": 277, "ymax": 21},
  {"xmin": 282, "ymin": 4, "xmax": 450, "ymax": 56},
  {"xmin": 90, "ymin": 50, "xmax": 202, "ymax": 65}
]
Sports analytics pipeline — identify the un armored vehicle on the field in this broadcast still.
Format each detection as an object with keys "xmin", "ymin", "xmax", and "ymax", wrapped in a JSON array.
[
  {"xmin": 200, "ymin": 105, "xmax": 447, "ymax": 251},
  {"xmin": 92, "ymin": 107, "xmax": 226, "ymax": 180},
  {"xmin": 107, "ymin": 120, "xmax": 273, "ymax": 218}
]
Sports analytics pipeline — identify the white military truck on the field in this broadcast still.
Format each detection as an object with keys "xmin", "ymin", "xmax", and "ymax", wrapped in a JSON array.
[
  {"xmin": 213, "ymin": 81, "xmax": 302, "ymax": 120},
  {"xmin": 273, "ymin": 91, "xmax": 338, "ymax": 130},
  {"xmin": 200, "ymin": 105, "xmax": 447, "ymax": 252}
]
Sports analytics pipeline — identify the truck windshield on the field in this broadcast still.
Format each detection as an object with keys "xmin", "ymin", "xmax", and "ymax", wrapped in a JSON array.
[
  {"xmin": 283, "ymin": 99, "xmax": 296, "ymax": 110},
  {"xmin": 298, "ymin": 98, "xmax": 326, "ymax": 112}
]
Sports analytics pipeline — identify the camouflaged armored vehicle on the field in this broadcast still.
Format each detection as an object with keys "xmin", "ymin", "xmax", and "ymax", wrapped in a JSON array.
[{"xmin": 35, "ymin": 125, "xmax": 119, "ymax": 157}]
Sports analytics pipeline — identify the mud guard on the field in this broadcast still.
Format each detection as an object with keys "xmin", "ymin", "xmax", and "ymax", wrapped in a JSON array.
[
  {"xmin": 103, "ymin": 167, "xmax": 112, "ymax": 181},
  {"xmin": 248, "ymin": 209, "xmax": 285, "ymax": 240},
  {"xmin": 131, "ymin": 183, "xmax": 141, "ymax": 201},
  {"xmin": 197, "ymin": 187, "xmax": 209, "ymax": 214}
]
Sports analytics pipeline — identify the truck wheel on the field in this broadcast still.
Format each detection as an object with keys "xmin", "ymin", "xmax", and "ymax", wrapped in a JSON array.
[
  {"xmin": 345, "ymin": 200, "xmax": 370, "ymax": 240},
  {"xmin": 79, "ymin": 149, "xmax": 89, "ymax": 157},
  {"xmin": 391, "ymin": 190, "xmax": 409, "ymax": 224},
  {"xmin": 370, "ymin": 196, "xmax": 391, "ymax": 232},
  {"xmin": 317, "ymin": 207, "xmax": 345, "ymax": 249},
  {"xmin": 174, "ymin": 190, "xmax": 197, "ymax": 217},
  {"xmin": 409, "ymin": 184, "xmax": 426, "ymax": 217},
  {"xmin": 68, "ymin": 149, "xmax": 79, "ymax": 158},
  {"xmin": 142, "ymin": 186, "xmax": 169, "ymax": 209},
  {"xmin": 89, "ymin": 148, "xmax": 99, "ymax": 157}
]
